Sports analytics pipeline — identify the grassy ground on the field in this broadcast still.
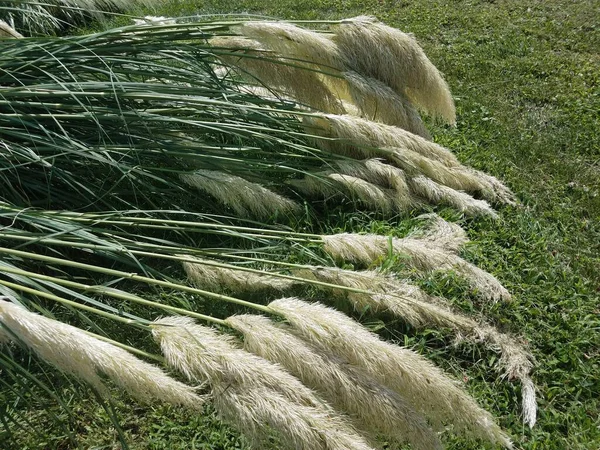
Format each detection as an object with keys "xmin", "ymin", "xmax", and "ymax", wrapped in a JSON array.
[{"xmin": 6, "ymin": 0, "xmax": 599, "ymax": 449}]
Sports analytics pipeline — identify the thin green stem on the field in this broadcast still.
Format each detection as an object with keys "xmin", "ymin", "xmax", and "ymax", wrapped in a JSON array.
[{"xmin": 0, "ymin": 247, "xmax": 273, "ymax": 315}]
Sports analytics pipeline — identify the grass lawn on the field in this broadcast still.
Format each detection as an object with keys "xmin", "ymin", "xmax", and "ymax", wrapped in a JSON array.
[{"xmin": 5, "ymin": 1, "xmax": 599, "ymax": 449}]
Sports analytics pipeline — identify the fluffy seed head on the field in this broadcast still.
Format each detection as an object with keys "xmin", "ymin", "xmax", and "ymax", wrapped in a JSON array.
[
  {"xmin": 335, "ymin": 159, "xmax": 418, "ymax": 209},
  {"xmin": 312, "ymin": 114, "xmax": 460, "ymax": 166},
  {"xmin": 343, "ymin": 71, "xmax": 431, "ymax": 138},
  {"xmin": 321, "ymin": 233, "xmax": 511, "ymax": 301},
  {"xmin": 226, "ymin": 314, "xmax": 443, "ymax": 450},
  {"xmin": 183, "ymin": 257, "xmax": 295, "ymax": 293},
  {"xmin": 409, "ymin": 175, "xmax": 498, "ymax": 218},
  {"xmin": 210, "ymin": 36, "xmax": 345, "ymax": 113},
  {"xmin": 408, "ymin": 213, "xmax": 469, "ymax": 254},
  {"xmin": 0, "ymin": 301, "xmax": 204, "ymax": 409},
  {"xmin": 239, "ymin": 22, "xmax": 344, "ymax": 70},
  {"xmin": 180, "ymin": 170, "xmax": 300, "ymax": 219},
  {"xmin": 268, "ymin": 298, "xmax": 513, "ymax": 447},
  {"xmin": 333, "ymin": 16, "xmax": 456, "ymax": 123},
  {"xmin": 152, "ymin": 316, "xmax": 375, "ymax": 450}
]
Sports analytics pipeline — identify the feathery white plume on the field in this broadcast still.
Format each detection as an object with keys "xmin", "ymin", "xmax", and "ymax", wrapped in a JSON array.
[
  {"xmin": 409, "ymin": 175, "xmax": 498, "ymax": 218},
  {"xmin": 239, "ymin": 22, "xmax": 344, "ymax": 70},
  {"xmin": 183, "ymin": 257, "xmax": 295, "ymax": 293},
  {"xmin": 335, "ymin": 159, "xmax": 418, "ymax": 209},
  {"xmin": 289, "ymin": 268, "xmax": 536, "ymax": 426},
  {"xmin": 152, "ymin": 316, "xmax": 375, "ymax": 450},
  {"xmin": 521, "ymin": 378, "xmax": 537, "ymax": 428},
  {"xmin": 343, "ymin": 71, "xmax": 431, "ymax": 138},
  {"xmin": 322, "ymin": 233, "xmax": 511, "ymax": 302},
  {"xmin": 408, "ymin": 213, "xmax": 469, "ymax": 254},
  {"xmin": 226, "ymin": 314, "xmax": 443, "ymax": 450},
  {"xmin": 289, "ymin": 172, "xmax": 398, "ymax": 213},
  {"xmin": 313, "ymin": 114, "xmax": 460, "ymax": 167},
  {"xmin": 0, "ymin": 301, "xmax": 204, "ymax": 409},
  {"xmin": 210, "ymin": 36, "xmax": 345, "ymax": 113},
  {"xmin": 269, "ymin": 298, "xmax": 513, "ymax": 447},
  {"xmin": 180, "ymin": 170, "xmax": 300, "ymax": 219},
  {"xmin": 333, "ymin": 16, "xmax": 456, "ymax": 124}
]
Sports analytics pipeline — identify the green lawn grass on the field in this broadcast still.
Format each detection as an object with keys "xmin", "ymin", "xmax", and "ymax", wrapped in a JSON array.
[{"xmin": 6, "ymin": 1, "xmax": 599, "ymax": 449}]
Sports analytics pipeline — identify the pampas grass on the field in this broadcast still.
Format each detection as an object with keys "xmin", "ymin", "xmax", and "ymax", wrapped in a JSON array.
[
  {"xmin": 333, "ymin": 16, "xmax": 456, "ymax": 124},
  {"xmin": 183, "ymin": 257, "xmax": 295, "ymax": 293},
  {"xmin": 210, "ymin": 36, "xmax": 345, "ymax": 113},
  {"xmin": 152, "ymin": 316, "xmax": 375, "ymax": 450},
  {"xmin": 409, "ymin": 175, "xmax": 498, "ymax": 218},
  {"xmin": 314, "ymin": 114, "xmax": 460, "ymax": 166},
  {"xmin": 322, "ymin": 232, "xmax": 511, "ymax": 301},
  {"xmin": 239, "ymin": 22, "xmax": 344, "ymax": 70},
  {"xmin": 226, "ymin": 314, "xmax": 443, "ymax": 450},
  {"xmin": 408, "ymin": 213, "xmax": 469, "ymax": 253},
  {"xmin": 180, "ymin": 170, "xmax": 301, "ymax": 219},
  {"xmin": 269, "ymin": 298, "xmax": 513, "ymax": 447},
  {"xmin": 0, "ymin": 301, "xmax": 204, "ymax": 409},
  {"xmin": 343, "ymin": 71, "xmax": 431, "ymax": 138},
  {"xmin": 288, "ymin": 266, "xmax": 535, "ymax": 426}
]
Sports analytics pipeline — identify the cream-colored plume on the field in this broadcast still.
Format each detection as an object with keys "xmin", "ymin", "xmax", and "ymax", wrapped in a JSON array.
[
  {"xmin": 226, "ymin": 314, "xmax": 443, "ymax": 450},
  {"xmin": 407, "ymin": 213, "xmax": 469, "ymax": 253},
  {"xmin": 269, "ymin": 298, "xmax": 513, "ymax": 447},
  {"xmin": 335, "ymin": 159, "xmax": 418, "ymax": 209},
  {"xmin": 210, "ymin": 36, "xmax": 345, "ymax": 113},
  {"xmin": 180, "ymin": 170, "xmax": 300, "ymax": 219},
  {"xmin": 183, "ymin": 257, "xmax": 295, "ymax": 293},
  {"xmin": 313, "ymin": 114, "xmax": 460, "ymax": 166},
  {"xmin": 343, "ymin": 71, "xmax": 431, "ymax": 138},
  {"xmin": 289, "ymin": 267, "xmax": 536, "ymax": 426},
  {"xmin": 322, "ymin": 232, "xmax": 511, "ymax": 302},
  {"xmin": 409, "ymin": 175, "xmax": 498, "ymax": 218},
  {"xmin": 239, "ymin": 22, "xmax": 344, "ymax": 70},
  {"xmin": 0, "ymin": 301, "xmax": 204, "ymax": 409},
  {"xmin": 289, "ymin": 172, "xmax": 398, "ymax": 213},
  {"xmin": 152, "ymin": 316, "xmax": 375, "ymax": 450},
  {"xmin": 333, "ymin": 16, "xmax": 456, "ymax": 124}
]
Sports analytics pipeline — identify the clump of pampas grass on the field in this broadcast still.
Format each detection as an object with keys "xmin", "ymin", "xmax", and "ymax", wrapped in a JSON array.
[
  {"xmin": 226, "ymin": 314, "xmax": 443, "ymax": 450},
  {"xmin": 268, "ymin": 298, "xmax": 513, "ymax": 447},
  {"xmin": 0, "ymin": 300, "xmax": 204, "ymax": 409},
  {"xmin": 333, "ymin": 16, "xmax": 456, "ymax": 124},
  {"xmin": 180, "ymin": 170, "xmax": 300, "ymax": 219},
  {"xmin": 289, "ymin": 267, "xmax": 536, "ymax": 426},
  {"xmin": 152, "ymin": 316, "xmax": 375, "ymax": 450}
]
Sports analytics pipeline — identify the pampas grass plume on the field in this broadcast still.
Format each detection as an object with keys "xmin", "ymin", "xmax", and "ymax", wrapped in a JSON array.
[
  {"xmin": 333, "ymin": 16, "xmax": 456, "ymax": 124},
  {"xmin": 0, "ymin": 301, "xmax": 204, "ymax": 409},
  {"xmin": 180, "ymin": 170, "xmax": 300, "ymax": 219},
  {"xmin": 269, "ymin": 298, "xmax": 513, "ymax": 448},
  {"xmin": 152, "ymin": 316, "xmax": 375, "ymax": 450},
  {"xmin": 183, "ymin": 257, "xmax": 295, "ymax": 293},
  {"xmin": 226, "ymin": 314, "xmax": 443, "ymax": 450}
]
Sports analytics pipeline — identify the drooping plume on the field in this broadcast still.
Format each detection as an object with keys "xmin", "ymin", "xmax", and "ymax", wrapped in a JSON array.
[
  {"xmin": 268, "ymin": 298, "xmax": 512, "ymax": 447},
  {"xmin": 210, "ymin": 36, "xmax": 345, "ymax": 113},
  {"xmin": 226, "ymin": 314, "xmax": 443, "ymax": 450},
  {"xmin": 333, "ymin": 16, "xmax": 456, "ymax": 124},
  {"xmin": 183, "ymin": 257, "xmax": 295, "ymax": 293},
  {"xmin": 409, "ymin": 175, "xmax": 498, "ymax": 218},
  {"xmin": 152, "ymin": 316, "xmax": 375, "ymax": 450},
  {"xmin": 343, "ymin": 71, "xmax": 431, "ymax": 138},
  {"xmin": 239, "ymin": 21, "xmax": 344, "ymax": 70},
  {"xmin": 311, "ymin": 114, "xmax": 460, "ymax": 166},
  {"xmin": 321, "ymin": 232, "xmax": 511, "ymax": 302},
  {"xmin": 180, "ymin": 170, "xmax": 300, "ymax": 219},
  {"xmin": 0, "ymin": 301, "xmax": 204, "ymax": 409},
  {"xmin": 407, "ymin": 213, "xmax": 469, "ymax": 254}
]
